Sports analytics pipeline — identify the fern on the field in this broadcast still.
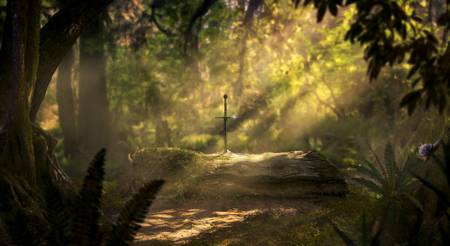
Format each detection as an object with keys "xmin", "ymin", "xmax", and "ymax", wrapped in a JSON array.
[
  {"xmin": 106, "ymin": 180, "xmax": 165, "ymax": 246},
  {"xmin": 44, "ymin": 181, "xmax": 73, "ymax": 246},
  {"xmin": 71, "ymin": 149, "xmax": 106, "ymax": 246},
  {"xmin": 1, "ymin": 148, "xmax": 165, "ymax": 245}
]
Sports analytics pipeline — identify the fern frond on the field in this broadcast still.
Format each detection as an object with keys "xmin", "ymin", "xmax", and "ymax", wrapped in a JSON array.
[
  {"xmin": 44, "ymin": 182, "xmax": 73, "ymax": 246},
  {"xmin": 71, "ymin": 149, "xmax": 106, "ymax": 246},
  {"xmin": 106, "ymin": 180, "xmax": 164, "ymax": 246}
]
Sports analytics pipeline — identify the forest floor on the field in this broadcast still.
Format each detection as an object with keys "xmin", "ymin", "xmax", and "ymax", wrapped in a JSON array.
[
  {"xmin": 134, "ymin": 195, "xmax": 336, "ymax": 245},
  {"xmin": 125, "ymin": 149, "xmax": 366, "ymax": 245}
]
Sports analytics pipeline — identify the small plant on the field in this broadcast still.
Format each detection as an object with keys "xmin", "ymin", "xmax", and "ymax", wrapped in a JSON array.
[
  {"xmin": 333, "ymin": 134, "xmax": 450, "ymax": 246},
  {"xmin": 68, "ymin": 149, "xmax": 165, "ymax": 246},
  {"xmin": 335, "ymin": 142, "xmax": 425, "ymax": 245},
  {"xmin": 351, "ymin": 142, "xmax": 422, "ymax": 208}
]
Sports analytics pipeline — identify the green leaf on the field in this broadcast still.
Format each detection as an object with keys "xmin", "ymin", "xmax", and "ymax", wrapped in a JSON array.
[
  {"xmin": 328, "ymin": 2, "xmax": 338, "ymax": 16},
  {"xmin": 363, "ymin": 158, "xmax": 389, "ymax": 188},
  {"xmin": 71, "ymin": 149, "xmax": 106, "ymax": 246},
  {"xmin": 384, "ymin": 142, "xmax": 397, "ymax": 186},
  {"xmin": 360, "ymin": 213, "xmax": 369, "ymax": 246},
  {"xmin": 353, "ymin": 162, "xmax": 385, "ymax": 188},
  {"xmin": 328, "ymin": 220, "xmax": 355, "ymax": 246},
  {"xmin": 414, "ymin": 174, "xmax": 450, "ymax": 206},
  {"xmin": 352, "ymin": 177, "xmax": 384, "ymax": 195},
  {"xmin": 400, "ymin": 90, "xmax": 423, "ymax": 115},
  {"xmin": 317, "ymin": 2, "xmax": 327, "ymax": 22},
  {"xmin": 400, "ymin": 192, "xmax": 424, "ymax": 211},
  {"xmin": 106, "ymin": 180, "xmax": 165, "ymax": 246}
]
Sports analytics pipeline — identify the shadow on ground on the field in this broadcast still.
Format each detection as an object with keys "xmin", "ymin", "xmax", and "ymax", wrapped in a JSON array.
[{"xmin": 133, "ymin": 198, "xmax": 326, "ymax": 245}]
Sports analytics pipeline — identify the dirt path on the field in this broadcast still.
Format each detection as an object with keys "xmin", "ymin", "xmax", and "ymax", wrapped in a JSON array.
[
  {"xmin": 130, "ymin": 150, "xmax": 346, "ymax": 245},
  {"xmin": 134, "ymin": 198, "xmax": 325, "ymax": 245}
]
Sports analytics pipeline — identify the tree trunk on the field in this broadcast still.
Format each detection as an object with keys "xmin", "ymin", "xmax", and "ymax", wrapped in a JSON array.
[
  {"xmin": 0, "ymin": 0, "xmax": 114, "ymax": 184},
  {"xmin": 0, "ymin": 0, "xmax": 40, "ymax": 182},
  {"xmin": 56, "ymin": 48, "xmax": 79, "ymax": 157},
  {"xmin": 78, "ymin": 17, "xmax": 111, "ymax": 154},
  {"xmin": 155, "ymin": 119, "xmax": 172, "ymax": 147},
  {"xmin": 30, "ymin": 0, "xmax": 115, "ymax": 122}
]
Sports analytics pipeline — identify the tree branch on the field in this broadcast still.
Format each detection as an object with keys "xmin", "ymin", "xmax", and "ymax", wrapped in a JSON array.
[{"xmin": 30, "ymin": 0, "xmax": 115, "ymax": 122}]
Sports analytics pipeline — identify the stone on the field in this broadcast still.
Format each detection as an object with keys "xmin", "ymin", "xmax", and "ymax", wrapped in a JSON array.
[
  {"xmin": 201, "ymin": 151, "xmax": 348, "ymax": 198},
  {"xmin": 129, "ymin": 148, "xmax": 348, "ymax": 199}
]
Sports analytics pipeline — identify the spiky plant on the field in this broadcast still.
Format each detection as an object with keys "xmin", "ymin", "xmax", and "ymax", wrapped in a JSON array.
[{"xmin": 352, "ymin": 142, "xmax": 422, "ymax": 208}]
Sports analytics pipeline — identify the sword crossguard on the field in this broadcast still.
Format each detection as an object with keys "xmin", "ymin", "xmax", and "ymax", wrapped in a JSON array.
[{"xmin": 215, "ymin": 93, "xmax": 233, "ymax": 153}]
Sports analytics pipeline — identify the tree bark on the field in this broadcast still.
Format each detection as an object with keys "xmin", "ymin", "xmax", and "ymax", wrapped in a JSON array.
[
  {"xmin": 155, "ymin": 119, "xmax": 172, "ymax": 147},
  {"xmin": 0, "ymin": 0, "xmax": 114, "ymax": 184},
  {"xmin": 56, "ymin": 48, "xmax": 79, "ymax": 157},
  {"xmin": 78, "ymin": 17, "xmax": 111, "ymax": 154},
  {"xmin": 0, "ymin": 0, "xmax": 41, "ymax": 182},
  {"xmin": 30, "ymin": 0, "xmax": 115, "ymax": 122}
]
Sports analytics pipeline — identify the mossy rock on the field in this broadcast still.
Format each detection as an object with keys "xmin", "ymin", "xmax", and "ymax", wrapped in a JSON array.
[
  {"xmin": 129, "ymin": 147, "xmax": 202, "ymax": 181},
  {"xmin": 199, "ymin": 151, "xmax": 348, "ymax": 198},
  {"xmin": 127, "ymin": 149, "xmax": 347, "ymax": 200}
]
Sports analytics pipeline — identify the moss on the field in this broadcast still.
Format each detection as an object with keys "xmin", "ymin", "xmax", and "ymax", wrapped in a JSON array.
[
  {"xmin": 128, "ymin": 148, "xmax": 210, "ymax": 201},
  {"xmin": 130, "ymin": 147, "xmax": 201, "ymax": 177}
]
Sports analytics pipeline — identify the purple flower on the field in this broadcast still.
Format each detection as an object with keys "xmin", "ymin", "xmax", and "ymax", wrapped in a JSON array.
[{"xmin": 418, "ymin": 142, "xmax": 439, "ymax": 157}]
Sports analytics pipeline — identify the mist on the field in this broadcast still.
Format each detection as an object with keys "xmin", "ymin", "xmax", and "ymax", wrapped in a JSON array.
[{"xmin": 1, "ymin": 0, "xmax": 449, "ymax": 245}]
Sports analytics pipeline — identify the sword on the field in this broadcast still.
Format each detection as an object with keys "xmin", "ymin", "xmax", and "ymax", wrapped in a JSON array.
[{"xmin": 215, "ymin": 94, "xmax": 233, "ymax": 153}]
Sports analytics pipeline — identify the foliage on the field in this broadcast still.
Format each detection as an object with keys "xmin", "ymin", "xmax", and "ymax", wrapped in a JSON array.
[
  {"xmin": 0, "ymin": 149, "xmax": 165, "ymax": 246},
  {"xmin": 351, "ymin": 142, "xmax": 422, "ymax": 208},
  {"xmin": 414, "ymin": 131, "xmax": 450, "ymax": 244},
  {"xmin": 305, "ymin": 0, "xmax": 450, "ymax": 113},
  {"xmin": 330, "ymin": 131, "xmax": 450, "ymax": 245},
  {"xmin": 329, "ymin": 213, "xmax": 381, "ymax": 246},
  {"xmin": 106, "ymin": 180, "xmax": 164, "ymax": 246}
]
